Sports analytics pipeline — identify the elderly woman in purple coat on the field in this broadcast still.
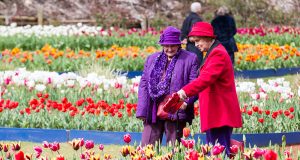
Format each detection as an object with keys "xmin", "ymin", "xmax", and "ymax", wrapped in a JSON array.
[{"xmin": 136, "ymin": 26, "xmax": 199, "ymax": 146}]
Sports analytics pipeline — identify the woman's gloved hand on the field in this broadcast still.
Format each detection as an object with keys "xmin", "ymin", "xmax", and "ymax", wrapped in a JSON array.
[{"xmin": 177, "ymin": 89, "xmax": 187, "ymax": 101}]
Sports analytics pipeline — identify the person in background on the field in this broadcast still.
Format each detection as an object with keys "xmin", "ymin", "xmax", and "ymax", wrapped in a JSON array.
[
  {"xmin": 211, "ymin": 6, "xmax": 238, "ymax": 65},
  {"xmin": 180, "ymin": 2, "xmax": 203, "ymax": 63},
  {"xmin": 136, "ymin": 26, "xmax": 199, "ymax": 146},
  {"xmin": 175, "ymin": 22, "xmax": 242, "ymax": 156}
]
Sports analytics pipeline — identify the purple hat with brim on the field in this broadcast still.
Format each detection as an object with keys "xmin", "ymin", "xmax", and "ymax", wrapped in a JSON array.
[{"xmin": 158, "ymin": 26, "xmax": 181, "ymax": 45}]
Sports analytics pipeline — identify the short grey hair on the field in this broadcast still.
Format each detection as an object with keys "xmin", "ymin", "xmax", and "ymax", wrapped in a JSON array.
[
  {"xmin": 190, "ymin": 2, "xmax": 202, "ymax": 13},
  {"xmin": 216, "ymin": 6, "xmax": 229, "ymax": 16}
]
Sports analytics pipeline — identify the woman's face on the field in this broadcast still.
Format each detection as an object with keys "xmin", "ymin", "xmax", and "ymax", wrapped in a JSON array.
[
  {"xmin": 162, "ymin": 45, "xmax": 180, "ymax": 58},
  {"xmin": 190, "ymin": 36, "xmax": 213, "ymax": 52}
]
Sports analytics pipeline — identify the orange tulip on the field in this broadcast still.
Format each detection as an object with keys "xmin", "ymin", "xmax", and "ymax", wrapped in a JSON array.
[{"xmin": 183, "ymin": 127, "xmax": 190, "ymax": 138}]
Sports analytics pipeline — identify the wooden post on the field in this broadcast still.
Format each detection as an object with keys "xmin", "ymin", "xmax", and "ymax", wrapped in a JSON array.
[{"xmin": 37, "ymin": 6, "xmax": 43, "ymax": 25}]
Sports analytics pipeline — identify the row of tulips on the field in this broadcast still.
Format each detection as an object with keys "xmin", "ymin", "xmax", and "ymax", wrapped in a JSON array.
[
  {"xmin": 237, "ymin": 26, "xmax": 300, "ymax": 36},
  {"xmin": 1, "ymin": 43, "xmax": 299, "ymax": 72},
  {"xmin": 0, "ymin": 69, "xmax": 299, "ymax": 133},
  {"xmin": 0, "ymin": 25, "xmax": 299, "ymax": 50},
  {"xmin": 2, "ymin": 24, "xmax": 299, "ymax": 37},
  {"xmin": 0, "ymin": 132, "xmax": 299, "ymax": 160},
  {"xmin": 0, "ymin": 44, "xmax": 156, "ymax": 72}
]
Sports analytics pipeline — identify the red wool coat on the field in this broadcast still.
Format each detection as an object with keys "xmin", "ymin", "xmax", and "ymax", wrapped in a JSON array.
[{"xmin": 182, "ymin": 42, "xmax": 242, "ymax": 132}]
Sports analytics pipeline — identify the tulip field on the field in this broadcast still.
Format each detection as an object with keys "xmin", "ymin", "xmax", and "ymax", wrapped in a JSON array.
[
  {"xmin": 0, "ymin": 24, "xmax": 300, "ymax": 159},
  {"xmin": 1, "ymin": 134, "xmax": 300, "ymax": 159}
]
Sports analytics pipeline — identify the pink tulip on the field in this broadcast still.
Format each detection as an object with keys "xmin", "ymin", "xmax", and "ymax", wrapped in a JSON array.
[
  {"xmin": 230, "ymin": 145, "xmax": 239, "ymax": 154},
  {"xmin": 181, "ymin": 139, "xmax": 195, "ymax": 149},
  {"xmin": 85, "ymin": 140, "xmax": 94, "ymax": 150},
  {"xmin": 284, "ymin": 150, "xmax": 291, "ymax": 158},
  {"xmin": 123, "ymin": 134, "xmax": 131, "ymax": 144},
  {"xmin": 99, "ymin": 144, "xmax": 104, "ymax": 151},
  {"xmin": 49, "ymin": 142, "xmax": 60, "ymax": 152},
  {"xmin": 212, "ymin": 144, "xmax": 225, "ymax": 155},
  {"xmin": 4, "ymin": 78, "xmax": 11, "ymax": 85},
  {"xmin": 80, "ymin": 153, "xmax": 86, "ymax": 160},
  {"xmin": 6, "ymin": 152, "xmax": 11, "ymax": 159},
  {"xmin": 34, "ymin": 146, "xmax": 43, "ymax": 158},
  {"xmin": 79, "ymin": 138, "xmax": 84, "ymax": 147},
  {"xmin": 42, "ymin": 141, "xmax": 49, "ymax": 148},
  {"xmin": 253, "ymin": 148, "xmax": 265, "ymax": 159},
  {"xmin": 11, "ymin": 142, "xmax": 21, "ymax": 151},
  {"xmin": 2, "ymin": 144, "xmax": 9, "ymax": 152},
  {"xmin": 185, "ymin": 149, "xmax": 199, "ymax": 160}
]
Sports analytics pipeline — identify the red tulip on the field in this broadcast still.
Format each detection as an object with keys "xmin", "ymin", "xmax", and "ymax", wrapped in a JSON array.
[
  {"xmin": 43, "ymin": 93, "xmax": 49, "ymax": 99},
  {"xmin": 289, "ymin": 107, "xmax": 294, "ymax": 112},
  {"xmin": 123, "ymin": 134, "xmax": 131, "ymax": 144},
  {"xmin": 56, "ymin": 155, "xmax": 64, "ymax": 160},
  {"xmin": 258, "ymin": 118, "xmax": 264, "ymax": 123},
  {"xmin": 183, "ymin": 127, "xmax": 191, "ymax": 138},
  {"xmin": 264, "ymin": 150, "xmax": 277, "ymax": 160},
  {"xmin": 15, "ymin": 151, "xmax": 25, "ymax": 160},
  {"xmin": 36, "ymin": 92, "xmax": 43, "ymax": 98},
  {"xmin": 247, "ymin": 110, "xmax": 253, "ymax": 115},
  {"xmin": 284, "ymin": 110, "xmax": 290, "ymax": 116},
  {"xmin": 252, "ymin": 106, "xmax": 259, "ymax": 112},
  {"xmin": 272, "ymin": 112, "xmax": 278, "ymax": 119},
  {"xmin": 265, "ymin": 110, "xmax": 270, "ymax": 115}
]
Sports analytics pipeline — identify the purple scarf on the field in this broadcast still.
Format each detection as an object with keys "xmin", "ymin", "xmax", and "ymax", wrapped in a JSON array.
[{"xmin": 148, "ymin": 49, "xmax": 181, "ymax": 101}]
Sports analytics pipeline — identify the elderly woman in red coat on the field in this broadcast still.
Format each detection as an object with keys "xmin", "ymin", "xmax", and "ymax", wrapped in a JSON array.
[{"xmin": 175, "ymin": 22, "xmax": 242, "ymax": 156}]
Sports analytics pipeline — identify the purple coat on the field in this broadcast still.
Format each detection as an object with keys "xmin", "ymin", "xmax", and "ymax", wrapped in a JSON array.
[{"xmin": 136, "ymin": 49, "xmax": 199, "ymax": 124}]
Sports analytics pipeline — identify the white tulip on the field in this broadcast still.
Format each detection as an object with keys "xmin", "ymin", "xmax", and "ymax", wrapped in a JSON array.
[{"xmin": 35, "ymin": 84, "xmax": 46, "ymax": 92}]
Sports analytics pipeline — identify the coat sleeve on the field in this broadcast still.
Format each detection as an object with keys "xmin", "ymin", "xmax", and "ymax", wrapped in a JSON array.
[
  {"xmin": 136, "ymin": 56, "xmax": 151, "ymax": 118},
  {"xmin": 180, "ymin": 18, "xmax": 189, "ymax": 40},
  {"xmin": 230, "ymin": 16, "xmax": 237, "ymax": 36},
  {"xmin": 182, "ymin": 50, "xmax": 226, "ymax": 97},
  {"xmin": 186, "ymin": 56, "xmax": 199, "ymax": 105}
]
